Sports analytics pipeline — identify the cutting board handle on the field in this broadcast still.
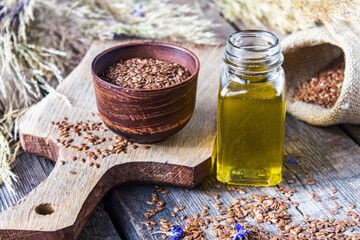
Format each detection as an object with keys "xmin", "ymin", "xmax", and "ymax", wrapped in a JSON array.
[{"xmin": 0, "ymin": 146, "xmax": 208, "ymax": 239}]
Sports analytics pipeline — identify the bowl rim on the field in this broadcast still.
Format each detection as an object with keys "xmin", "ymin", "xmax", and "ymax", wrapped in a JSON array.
[{"xmin": 91, "ymin": 41, "xmax": 200, "ymax": 92}]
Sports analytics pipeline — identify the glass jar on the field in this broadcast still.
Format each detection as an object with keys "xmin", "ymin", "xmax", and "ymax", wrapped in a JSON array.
[{"xmin": 215, "ymin": 30, "xmax": 285, "ymax": 186}]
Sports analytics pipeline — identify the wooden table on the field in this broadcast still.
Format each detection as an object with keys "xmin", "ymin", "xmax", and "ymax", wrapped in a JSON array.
[{"xmin": 1, "ymin": 1, "xmax": 359, "ymax": 239}]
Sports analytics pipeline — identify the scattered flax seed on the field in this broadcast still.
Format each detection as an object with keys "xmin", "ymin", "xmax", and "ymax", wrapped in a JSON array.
[
  {"xmin": 306, "ymin": 178, "xmax": 316, "ymax": 185},
  {"xmin": 59, "ymin": 160, "xmax": 65, "ymax": 165},
  {"xmin": 330, "ymin": 210, "xmax": 338, "ymax": 215},
  {"xmin": 88, "ymin": 162, "xmax": 94, "ymax": 167},
  {"xmin": 94, "ymin": 163, "xmax": 100, "ymax": 168},
  {"xmin": 181, "ymin": 215, "xmax": 186, "ymax": 220},
  {"xmin": 215, "ymin": 184, "xmax": 222, "ymax": 188},
  {"xmin": 131, "ymin": 145, "xmax": 137, "ymax": 149},
  {"xmin": 335, "ymin": 205, "xmax": 341, "ymax": 209},
  {"xmin": 331, "ymin": 196, "xmax": 337, "ymax": 200},
  {"xmin": 71, "ymin": 156, "xmax": 77, "ymax": 161},
  {"xmin": 213, "ymin": 194, "xmax": 220, "ymax": 199},
  {"xmin": 287, "ymin": 179, "xmax": 295, "ymax": 184},
  {"xmin": 80, "ymin": 158, "xmax": 86, "ymax": 163},
  {"xmin": 236, "ymin": 188, "xmax": 246, "ymax": 194},
  {"xmin": 68, "ymin": 171, "xmax": 76, "ymax": 175},
  {"xmin": 329, "ymin": 141, "xmax": 337, "ymax": 146},
  {"xmin": 349, "ymin": 204, "xmax": 355, "ymax": 209},
  {"xmin": 147, "ymin": 225, "xmax": 153, "ymax": 230},
  {"xmin": 171, "ymin": 212, "xmax": 176, "ymax": 217},
  {"xmin": 143, "ymin": 145, "xmax": 150, "ymax": 150},
  {"xmin": 161, "ymin": 190, "xmax": 169, "ymax": 194},
  {"xmin": 331, "ymin": 189, "xmax": 337, "ymax": 194},
  {"xmin": 303, "ymin": 174, "xmax": 309, "ymax": 178}
]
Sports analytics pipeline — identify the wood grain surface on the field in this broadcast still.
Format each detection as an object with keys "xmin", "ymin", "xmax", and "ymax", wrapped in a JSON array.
[
  {"xmin": 0, "ymin": 40, "xmax": 224, "ymax": 239},
  {"xmin": 106, "ymin": 115, "xmax": 360, "ymax": 239}
]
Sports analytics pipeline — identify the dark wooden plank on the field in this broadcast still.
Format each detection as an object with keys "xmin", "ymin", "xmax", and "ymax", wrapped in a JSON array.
[
  {"xmin": 340, "ymin": 124, "xmax": 360, "ymax": 146},
  {"xmin": 0, "ymin": 153, "xmax": 121, "ymax": 240},
  {"xmin": 105, "ymin": 115, "xmax": 360, "ymax": 239}
]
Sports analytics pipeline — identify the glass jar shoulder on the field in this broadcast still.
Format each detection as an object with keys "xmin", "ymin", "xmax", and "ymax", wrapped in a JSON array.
[{"xmin": 219, "ymin": 67, "xmax": 285, "ymax": 100}]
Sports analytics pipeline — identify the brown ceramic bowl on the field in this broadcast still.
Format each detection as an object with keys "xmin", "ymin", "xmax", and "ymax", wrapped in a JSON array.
[{"xmin": 91, "ymin": 42, "xmax": 200, "ymax": 143}]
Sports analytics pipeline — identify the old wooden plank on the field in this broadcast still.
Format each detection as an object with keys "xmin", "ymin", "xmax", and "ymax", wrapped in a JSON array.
[
  {"xmin": 0, "ymin": 153, "xmax": 121, "ymax": 240},
  {"xmin": 340, "ymin": 124, "xmax": 360, "ymax": 146},
  {"xmin": 105, "ymin": 114, "xmax": 360, "ymax": 239}
]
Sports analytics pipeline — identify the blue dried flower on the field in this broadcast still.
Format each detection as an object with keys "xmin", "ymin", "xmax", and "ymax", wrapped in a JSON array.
[
  {"xmin": 232, "ymin": 223, "xmax": 246, "ymax": 240},
  {"xmin": 288, "ymin": 157, "xmax": 299, "ymax": 164},
  {"xmin": 132, "ymin": 4, "xmax": 144, "ymax": 17},
  {"xmin": 170, "ymin": 225, "xmax": 184, "ymax": 240}
]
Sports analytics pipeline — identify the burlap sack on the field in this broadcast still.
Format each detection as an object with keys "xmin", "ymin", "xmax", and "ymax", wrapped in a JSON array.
[{"xmin": 282, "ymin": 22, "xmax": 360, "ymax": 126}]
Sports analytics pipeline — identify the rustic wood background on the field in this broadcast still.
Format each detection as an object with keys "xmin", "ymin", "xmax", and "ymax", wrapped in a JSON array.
[{"xmin": 0, "ymin": 0, "xmax": 359, "ymax": 239}]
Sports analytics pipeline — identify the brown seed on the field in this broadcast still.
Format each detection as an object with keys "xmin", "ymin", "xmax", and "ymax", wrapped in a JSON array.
[
  {"xmin": 88, "ymin": 162, "xmax": 94, "ymax": 167},
  {"xmin": 213, "ymin": 194, "xmax": 220, "ymax": 199},
  {"xmin": 171, "ymin": 212, "xmax": 176, "ymax": 217},
  {"xmin": 349, "ymin": 204, "xmax": 355, "ymax": 209},
  {"xmin": 68, "ymin": 171, "xmax": 76, "ymax": 175},
  {"xmin": 307, "ymin": 179, "xmax": 316, "ymax": 185},
  {"xmin": 71, "ymin": 156, "xmax": 77, "ymax": 161},
  {"xmin": 143, "ymin": 145, "xmax": 150, "ymax": 149},
  {"xmin": 80, "ymin": 158, "xmax": 86, "ymax": 163},
  {"xmin": 59, "ymin": 160, "xmax": 65, "ymax": 165},
  {"xmin": 94, "ymin": 163, "xmax": 100, "ymax": 168}
]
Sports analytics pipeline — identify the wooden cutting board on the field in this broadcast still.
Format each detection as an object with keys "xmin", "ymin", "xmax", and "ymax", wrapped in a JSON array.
[{"xmin": 0, "ymin": 40, "xmax": 224, "ymax": 239}]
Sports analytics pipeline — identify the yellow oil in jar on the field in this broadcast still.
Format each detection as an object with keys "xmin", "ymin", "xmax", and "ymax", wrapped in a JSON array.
[{"xmin": 215, "ymin": 77, "xmax": 285, "ymax": 186}]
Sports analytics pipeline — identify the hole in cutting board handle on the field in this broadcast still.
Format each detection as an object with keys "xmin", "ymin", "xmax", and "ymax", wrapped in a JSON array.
[{"xmin": 34, "ymin": 203, "xmax": 55, "ymax": 215}]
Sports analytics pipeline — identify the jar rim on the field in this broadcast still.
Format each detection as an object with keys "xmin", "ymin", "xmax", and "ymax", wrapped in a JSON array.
[
  {"xmin": 223, "ymin": 30, "xmax": 283, "ymax": 75},
  {"xmin": 227, "ymin": 30, "xmax": 280, "ymax": 53}
]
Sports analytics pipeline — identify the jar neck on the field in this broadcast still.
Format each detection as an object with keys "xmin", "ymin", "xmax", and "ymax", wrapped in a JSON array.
[{"xmin": 223, "ymin": 30, "xmax": 283, "ymax": 82}]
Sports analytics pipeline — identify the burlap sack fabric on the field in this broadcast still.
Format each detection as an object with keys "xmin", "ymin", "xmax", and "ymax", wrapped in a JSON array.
[{"xmin": 282, "ymin": 22, "xmax": 360, "ymax": 126}]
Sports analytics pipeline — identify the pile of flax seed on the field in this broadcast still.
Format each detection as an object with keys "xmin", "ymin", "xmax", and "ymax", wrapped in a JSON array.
[
  {"xmin": 101, "ymin": 58, "xmax": 191, "ymax": 90},
  {"xmin": 293, "ymin": 56, "xmax": 344, "ymax": 109}
]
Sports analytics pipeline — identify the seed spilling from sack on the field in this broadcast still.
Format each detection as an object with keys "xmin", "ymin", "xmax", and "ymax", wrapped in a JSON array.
[
  {"xmin": 293, "ymin": 55, "xmax": 344, "ymax": 109},
  {"xmin": 101, "ymin": 58, "xmax": 191, "ymax": 89}
]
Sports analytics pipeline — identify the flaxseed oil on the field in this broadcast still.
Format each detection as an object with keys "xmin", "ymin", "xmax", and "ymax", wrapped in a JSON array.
[{"xmin": 216, "ymin": 78, "xmax": 285, "ymax": 186}]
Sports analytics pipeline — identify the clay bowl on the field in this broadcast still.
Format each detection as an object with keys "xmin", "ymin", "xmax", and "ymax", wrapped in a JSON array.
[{"xmin": 91, "ymin": 42, "xmax": 200, "ymax": 143}]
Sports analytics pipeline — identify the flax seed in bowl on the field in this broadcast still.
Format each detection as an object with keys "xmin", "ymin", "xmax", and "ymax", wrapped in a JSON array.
[{"xmin": 91, "ymin": 42, "xmax": 200, "ymax": 143}]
